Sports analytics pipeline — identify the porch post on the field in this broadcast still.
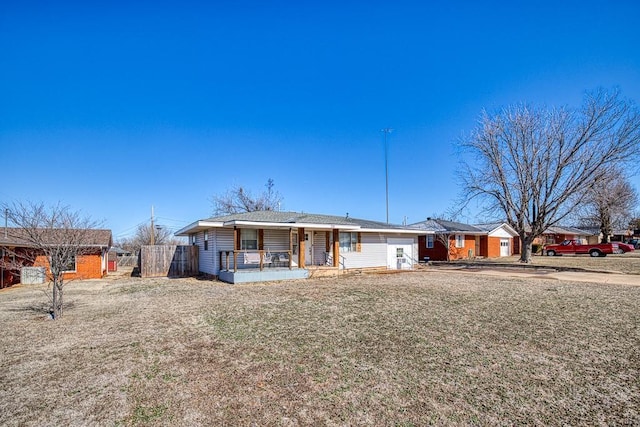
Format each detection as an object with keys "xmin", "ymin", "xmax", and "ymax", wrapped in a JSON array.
[
  {"xmin": 332, "ymin": 229, "xmax": 340, "ymax": 268},
  {"xmin": 233, "ymin": 226, "xmax": 238, "ymax": 273},
  {"xmin": 298, "ymin": 227, "xmax": 305, "ymax": 267},
  {"xmin": 289, "ymin": 228, "xmax": 293, "ymax": 270}
]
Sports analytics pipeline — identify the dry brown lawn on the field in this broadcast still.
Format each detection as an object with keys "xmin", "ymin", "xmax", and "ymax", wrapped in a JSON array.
[
  {"xmin": 459, "ymin": 252, "xmax": 640, "ymax": 275},
  {"xmin": 1, "ymin": 268, "xmax": 639, "ymax": 426}
]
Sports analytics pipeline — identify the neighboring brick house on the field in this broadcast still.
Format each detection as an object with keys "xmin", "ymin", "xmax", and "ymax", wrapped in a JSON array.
[
  {"xmin": 411, "ymin": 219, "xmax": 484, "ymax": 261},
  {"xmin": 411, "ymin": 218, "xmax": 517, "ymax": 262},
  {"xmin": 473, "ymin": 223, "xmax": 519, "ymax": 257},
  {"xmin": 532, "ymin": 226, "xmax": 598, "ymax": 246},
  {"xmin": 0, "ymin": 228, "xmax": 112, "ymax": 286}
]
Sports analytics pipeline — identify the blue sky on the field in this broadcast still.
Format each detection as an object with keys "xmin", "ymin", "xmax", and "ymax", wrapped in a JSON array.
[{"xmin": 2, "ymin": 1, "xmax": 639, "ymax": 241}]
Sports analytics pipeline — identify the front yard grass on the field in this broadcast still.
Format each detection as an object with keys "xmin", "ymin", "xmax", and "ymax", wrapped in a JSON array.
[{"xmin": 1, "ymin": 270, "xmax": 639, "ymax": 425}]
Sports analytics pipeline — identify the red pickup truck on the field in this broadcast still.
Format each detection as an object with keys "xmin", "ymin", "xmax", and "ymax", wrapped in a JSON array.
[{"xmin": 544, "ymin": 240, "xmax": 619, "ymax": 257}]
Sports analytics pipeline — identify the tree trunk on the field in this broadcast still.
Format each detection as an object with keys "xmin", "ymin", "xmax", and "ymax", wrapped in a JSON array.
[
  {"xmin": 519, "ymin": 233, "xmax": 534, "ymax": 263},
  {"xmin": 52, "ymin": 275, "xmax": 63, "ymax": 319},
  {"xmin": 600, "ymin": 224, "xmax": 611, "ymax": 243}
]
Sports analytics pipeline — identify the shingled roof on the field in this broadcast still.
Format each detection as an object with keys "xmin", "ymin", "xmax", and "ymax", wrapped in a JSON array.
[
  {"xmin": 0, "ymin": 228, "xmax": 112, "ymax": 248},
  {"xmin": 208, "ymin": 211, "xmax": 409, "ymax": 229},
  {"xmin": 409, "ymin": 218, "xmax": 485, "ymax": 234},
  {"xmin": 176, "ymin": 211, "xmax": 418, "ymax": 235}
]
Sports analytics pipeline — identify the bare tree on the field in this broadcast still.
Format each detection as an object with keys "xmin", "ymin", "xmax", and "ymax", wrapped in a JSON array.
[
  {"xmin": 578, "ymin": 176, "xmax": 638, "ymax": 242},
  {"xmin": 1, "ymin": 202, "xmax": 103, "ymax": 319},
  {"xmin": 458, "ymin": 88, "xmax": 640, "ymax": 262},
  {"xmin": 211, "ymin": 178, "xmax": 283, "ymax": 215},
  {"xmin": 631, "ymin": 214, "xmax": 640, "ymax": 232},
  {"xmin": 116, "ymin": 224, "xmax": 182, "ymax": 255},
  {"xmin": 434, "ymin": 232, "xmax": 453, "ymax": 262}
]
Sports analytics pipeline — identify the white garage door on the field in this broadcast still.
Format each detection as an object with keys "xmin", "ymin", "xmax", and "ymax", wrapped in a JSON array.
[{"xmin": 387, "ymin": 238, "xmax": 414, "ymax": 270}]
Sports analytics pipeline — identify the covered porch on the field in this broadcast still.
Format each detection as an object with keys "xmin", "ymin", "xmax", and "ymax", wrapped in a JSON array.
[{"xmin": 216, "ymin": 226, "xmax": 344, "ymax": 284}]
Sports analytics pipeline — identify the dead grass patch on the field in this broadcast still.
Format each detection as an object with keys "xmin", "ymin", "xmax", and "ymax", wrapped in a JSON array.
[{"xmin": 0, "ymin": 272, "xmax": 638, "ymax": 425}]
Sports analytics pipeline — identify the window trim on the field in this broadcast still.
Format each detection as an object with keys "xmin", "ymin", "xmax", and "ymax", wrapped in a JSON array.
[
  {"xmin": 241, "ymin": 229, "xmax": 258, "ymax": 250},
  {"xmin": 339, "ymin": 232, "xmax": 358, "ymax": 252},
  {"xmin": 426, "ymin": 234, "xmax": 434, "ymax": 249},
  {"xmin": 62, "ymin": 255, "xmax": 77, "ymax": 273},
  {"xmin": 204, "ymin": 230, "xmax": 209, "ymax": 251}
]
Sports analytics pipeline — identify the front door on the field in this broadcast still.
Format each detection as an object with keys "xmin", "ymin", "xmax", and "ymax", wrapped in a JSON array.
[
  {"xmin": 500, "ymin": 239, "xmax": 510, "ymax": 256},
  {"xmin": 305, "ymin": 232, "xmax": 313, "ymax": 265}
]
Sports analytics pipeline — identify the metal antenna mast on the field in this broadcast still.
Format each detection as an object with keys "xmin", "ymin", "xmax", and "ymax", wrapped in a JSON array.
[{"xmin": 381, "ymin": 128, "xmax": 393, "ymax": 223}]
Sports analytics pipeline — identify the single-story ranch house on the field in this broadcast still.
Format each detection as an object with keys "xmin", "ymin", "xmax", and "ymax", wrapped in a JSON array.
[
  {"xmin": 175, "ymin": 211, "xmax": 426, "ymax": 284},
  {"xmin": 410, "ymin": 218, "xmax": 518, "ymax": 262},
  {"xmin": 0, "ymin": 228, "xmax": 112, "ymax": 286},
  {"xmin": 532, "ymin": 225, "xmax": 599, "ymax": 246}
]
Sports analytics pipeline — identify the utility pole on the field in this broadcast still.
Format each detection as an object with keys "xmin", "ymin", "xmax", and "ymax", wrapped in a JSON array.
[
  {"xmin": 150, "ymin": 206, "xmax": 155, "ymax": 245},
  {"xmin": 381, "ymin": 128, "xmax": 393, "ymax": 224}
]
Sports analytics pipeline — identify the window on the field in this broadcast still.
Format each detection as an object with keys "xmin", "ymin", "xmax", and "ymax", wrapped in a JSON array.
[
  {"xmin": 241, "ymin": 229, "xmax": 258, "ymax": 250},
  {"xmin": 340, "ymin": 232, "xmax": 357, "ymax": 252},
  {"xmin": 62, "ymin": 256, "xmax": 76, "ymax": 272},
  {"xmin": 190, "ymin": 234, "xmax": 197, "ymax": 245},
  {"xmin": 455, "ymin": 234, "xmax": 464, "ymax": 248},
  {"xmin": 204, "ymin": 230, "xmax": 209, "ymax": 251},
  {"xmin": 396, "ymin": 248, "xmax": 404, "ymax": 258},
  {"xmin": 426, "ymin": 235, "xmax": 434, "ymax": 249}
]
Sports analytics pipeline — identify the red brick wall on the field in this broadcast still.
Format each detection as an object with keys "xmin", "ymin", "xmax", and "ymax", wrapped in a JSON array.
[
  {"xmin": 418, "ymin": 235, "xmax": 449, "ymax": 261},
  {"xmin": 451, "ymin": 235, "xmax": 475, "ymax": 260},
  {"xmin": 418, "ymin": 235, "xmax": 476, "ymax": 261},
  {"xmin": 487, "ymin": 237, "xmax": 502, "ymax": 258},
  {"xmin": 34, "ymin": 253, "xmax": 105, "ymax": 281}
]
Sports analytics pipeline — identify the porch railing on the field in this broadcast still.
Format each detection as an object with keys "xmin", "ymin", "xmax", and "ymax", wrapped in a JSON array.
[
  {"xmin": 219, "ymin": 250, "xmax": 293, "ymax": 273},
  {"xmin": 324, "ymin": 252, "xmax": 346, "ymax": 269}
]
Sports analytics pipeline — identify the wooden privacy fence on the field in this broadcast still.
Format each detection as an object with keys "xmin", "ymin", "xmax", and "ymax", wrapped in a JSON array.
[{"xmin": 140, "ymin": 245, "xmax": 199, "ymax": 278}]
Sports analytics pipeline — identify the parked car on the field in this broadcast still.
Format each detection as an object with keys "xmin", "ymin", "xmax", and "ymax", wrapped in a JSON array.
[
  {"xmin": 544, "ymin": 240, "xmax": 619, "ymax": 257},
  {"xmin": 613, "ymin": 242, "xmax": 635, "ymax": 253},
  {"xmin": 627, "ymin": 238, "xmax": 640, "ymax": 249}
]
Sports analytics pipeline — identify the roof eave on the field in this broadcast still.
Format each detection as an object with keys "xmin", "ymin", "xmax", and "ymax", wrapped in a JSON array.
[
  {"xmin": 175, "ymin": 220, "xmax": 225, "ymax": 236},
  {"xmin": 222, "ymin": 220, "xmax": 361, "ymax": 230}
]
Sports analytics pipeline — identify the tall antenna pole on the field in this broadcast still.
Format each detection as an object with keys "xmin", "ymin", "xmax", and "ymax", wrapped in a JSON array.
[
  {"xmin": 381, "ymin": 128, "xmax": 393, "ymax": 223},
  {"xmin": 150, "ymin": 205, "xmax": 155, "ymax": 245}
]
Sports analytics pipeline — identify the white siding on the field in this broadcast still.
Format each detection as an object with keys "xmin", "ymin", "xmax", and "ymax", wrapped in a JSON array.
[
  {"xmin": 338, "ymin": 233, "xmax": 418, "ymax": 270},
  {"xmin": 216, "ymin": 228, "xmax": 235, "ymax": 273},
  {"xmin": 194, "ymin": 227, "xmax": 419, "ymax": 274},
  {"xmin": 488, "ymin": 226, "xmax": 515, "ymax": 238},
  {"xmin": 341, "ymin": 233, "xmax": 387, "ymax": 269},
  {"xmin": 197, "ymin": 230, "xmax": 216, "ymax": 275}
]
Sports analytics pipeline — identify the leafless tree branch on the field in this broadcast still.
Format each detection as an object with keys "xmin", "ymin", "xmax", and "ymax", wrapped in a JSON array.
[
  {"xmin": 457, "ymin": 88, "xmax": 640, "ymax": 262},
  {"xmin": 211, "ymin": 178, "xmax": 283, "ymax": 216},
  {"xmin": 1, "ymin": 201, "xmax": 102, "ymax": 318}
]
